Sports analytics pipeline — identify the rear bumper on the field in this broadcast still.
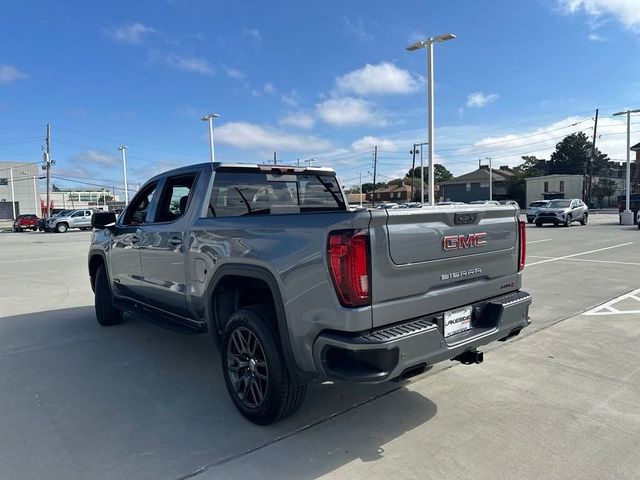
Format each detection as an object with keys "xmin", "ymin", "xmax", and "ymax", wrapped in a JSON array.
[{"xmin": 312, "ymin": 291, "xmax": 531, "ymax": 382}]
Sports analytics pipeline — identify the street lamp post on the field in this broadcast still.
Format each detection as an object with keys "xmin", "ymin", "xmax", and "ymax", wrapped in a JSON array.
[
  {"xmin": 407, "ymin": 33, "xmax": 456, "ymax": 206},
  {"xmin": 9, "ymin": 168, "xmax": 16, "ymax": 219},
  {"xmin": 613, "ymin": 108, "xmax": 640, "ymax": 225},
  {"xmin": 486, "ymin": 157, "xmax": 493, "ymax": 201},
  {"xmin": 118, "ymin": 146, "xmax": 129, "ymax": 204},
  {"xmin": 202, "ymin": 113, "xmax": 220, "ymax": 163}
]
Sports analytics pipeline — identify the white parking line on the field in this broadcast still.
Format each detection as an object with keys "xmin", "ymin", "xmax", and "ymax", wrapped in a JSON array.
[
  {"xmin": 528, "ymin": 255, "xmax": 640, "ymax": 267},
  {"xmin": 585, "ymin": 287, "xmax": 640, "ymax": 316},
  {"xmin": 0, "ymin": 255, "xmax": 81, "ymax": 264},
  {"xmin": 528, "ymin": 239, "xmax": 553, "ymax": 244},
  {"xmin": 526, "ymin": 242, "xmax": 633, "ymax": 266}
]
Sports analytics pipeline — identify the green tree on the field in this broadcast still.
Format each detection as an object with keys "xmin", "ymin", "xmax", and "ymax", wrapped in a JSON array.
[
  {"xmin": 591, "ymin": 178, "xmax": 617, "ymax": 208},
  {"xmin": 549, "ymin": 132, "xmax": 609, "ymax": 176},
  {"xmin": 387, "ymin": 178, "xmax": 405, "ymax": 186},
  {"xmin": 518, "ymin": 155, "xmax": 543, "ymax": 177},
  {"xmin": 407, "ymin": 164, "xmax": 453, "ymax": 184}
]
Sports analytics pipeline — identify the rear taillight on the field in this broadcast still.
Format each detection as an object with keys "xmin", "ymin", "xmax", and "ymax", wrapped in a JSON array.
[
  {"xmin": 327, "ymin": 229, "xmax": 371, "ymax": 307},
  {"xmin": 518, "ymin": 219, "xmax": 526, "ymax": 271}
]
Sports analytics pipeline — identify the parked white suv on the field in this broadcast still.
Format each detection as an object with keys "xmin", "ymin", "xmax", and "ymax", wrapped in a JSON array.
[
  {"xmin": 534, "ymin": 199, "xmax": 588, "ymax": 227},
  {"xmin": 525, "ymin": 201, "xmax": 549, "ymax": 223}
]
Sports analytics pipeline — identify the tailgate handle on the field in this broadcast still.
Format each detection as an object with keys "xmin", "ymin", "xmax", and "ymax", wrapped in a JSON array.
[{"xmin": 454, "ymin": 213, "xmax": 478, "ymax": 225}]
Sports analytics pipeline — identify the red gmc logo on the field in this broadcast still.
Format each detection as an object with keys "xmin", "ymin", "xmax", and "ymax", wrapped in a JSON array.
[{"xmin": 443, "ymin": 232, "xmax": 487, "ymax": 251}]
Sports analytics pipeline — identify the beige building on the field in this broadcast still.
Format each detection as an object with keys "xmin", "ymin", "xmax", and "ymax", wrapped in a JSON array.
[{"xmin": 525, "ymin": 174, "xmax": 624, "ymax": 207}]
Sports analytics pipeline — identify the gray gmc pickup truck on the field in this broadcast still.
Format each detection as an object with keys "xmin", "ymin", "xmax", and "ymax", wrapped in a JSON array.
[{"xmin": 88, "ymin": 162, "xmax": 531, "ymax": 424}]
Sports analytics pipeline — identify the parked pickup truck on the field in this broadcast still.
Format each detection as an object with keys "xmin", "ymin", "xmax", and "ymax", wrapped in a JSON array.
[
  {"xmin": 13, "ymin": 214, "xmax": 39, "ymax": 232},
  {"xmin": 47, "ymin": 209, "xmax": 95, "ymax": 233},
  {"xmin": 88, "ymin": 162, "xmax": 531, "ymax": 424}
]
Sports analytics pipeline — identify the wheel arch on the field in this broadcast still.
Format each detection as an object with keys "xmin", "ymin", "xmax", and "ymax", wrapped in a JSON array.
[
  {"xmin": 88, "ymin": 251, "xmax": 108, "ymax": 293},
  {"xmin": 205, "ymin": 264, "xmax": 308, "ymax": 383}
]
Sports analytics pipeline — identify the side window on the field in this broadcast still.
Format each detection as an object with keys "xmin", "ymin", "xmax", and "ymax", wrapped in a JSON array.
[
  {"xmin": 559, "ymin": 181, "xmax": 564, "ymax": 192},
  {"xmin": 122, "ymin": 182, "xmax": 158, "ymax": 226},
  {"xmin": 155, "ymin": 174, "xmax": 197, "ymax": 223},
  {"xmin": 71, "ymin": 211, "xmax": 83, "ymax": 217}
]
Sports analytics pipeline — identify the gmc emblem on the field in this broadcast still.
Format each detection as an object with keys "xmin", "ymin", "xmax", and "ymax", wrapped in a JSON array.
[{"xmin": 443, "ymin": 232, "xmax": 487, "ymax": 251}]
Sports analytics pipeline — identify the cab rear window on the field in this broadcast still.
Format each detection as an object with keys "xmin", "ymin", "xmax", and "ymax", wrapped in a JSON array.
[{"xmin": 208, "ymin": 171, "xmax": 345, "ymax": 217}]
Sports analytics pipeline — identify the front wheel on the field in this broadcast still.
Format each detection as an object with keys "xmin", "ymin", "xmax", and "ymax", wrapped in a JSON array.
[
  {"xmin": 221, "ymin": 305, "xmax": 306, "ymax": 425},
  {"xmin": 94, "ymin": 265, "xmax": 123, "ymax": 326},
  {"xmin": 55, "ymin": 223, "xmax": 68, "ymax": 233},
  {"xmin": 580, "ymin": 213, "xmax": 588, "ymax": 225},
  {"xmin": 564, "ymin": 215, "xmax": 572, "ymax": 227},
  {"xmin": 535, "ymin": 222, "xmax": 542, "ymax": 228}
]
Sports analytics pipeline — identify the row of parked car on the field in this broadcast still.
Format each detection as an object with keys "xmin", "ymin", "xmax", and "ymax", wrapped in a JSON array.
[
  {"xmin": 12, "ymin": 209, "xmax": 97, "ymax": 233},
  {"xmin": 376, "ymin": 200, "xmax": 520, "ymax": 209}
]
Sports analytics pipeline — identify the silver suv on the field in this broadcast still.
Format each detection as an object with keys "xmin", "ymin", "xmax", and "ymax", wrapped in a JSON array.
[
  {"xmin": 47, "ymin": 209, "xmax": 95, "ymax": 233},
  {"xmin": 535, "ymin": 199, "xmax": 588, "ymax": 227}
]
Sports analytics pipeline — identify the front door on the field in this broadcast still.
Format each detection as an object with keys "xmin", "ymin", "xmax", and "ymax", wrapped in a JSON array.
[
  {"xmin": 137, "ymin": 173, "xmax": 198, "ymax": 318},
  {"xmin": 109, "ymin": 182, "xmax": 158, "ymax": 299}
]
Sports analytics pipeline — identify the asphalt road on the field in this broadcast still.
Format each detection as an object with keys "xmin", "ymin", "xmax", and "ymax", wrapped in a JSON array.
[{"xmin": 1, "ymin": 214, "xmax": 639, "ymax": 480}]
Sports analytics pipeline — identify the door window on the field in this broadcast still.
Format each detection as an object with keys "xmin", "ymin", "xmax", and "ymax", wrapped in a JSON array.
[
  {"xmin": 155, "ymin": 174, "xmax": 197, "ymax": 223},
  {"xmin": 71, "ymin": 211, "xmax": 83, "ymax": 217},
  {"xmin": 122, "ymin": 183, "xmax": 158, "ymax": 225}
]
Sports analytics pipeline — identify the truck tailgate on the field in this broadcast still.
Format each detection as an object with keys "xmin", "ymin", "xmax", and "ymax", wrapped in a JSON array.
[{"xmin": 370, "ymin": 206, "xmax": 521, "ymax": 328}]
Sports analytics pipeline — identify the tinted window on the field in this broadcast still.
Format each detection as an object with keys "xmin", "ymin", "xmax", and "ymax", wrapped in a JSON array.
[
  {"xmin": 548, "ymin": 200, "xmax": 570, "ymax": 208},
  {"xmin": 155, "ymin": 174, "xmax": 197, "ymax": 222},
  {"xmin": 122, "ymin": 182, "xmax": 158, "ymax": 225},
  {"xmin": 209, "ymin": 171, "xmax": 345, "ymax": 217}
]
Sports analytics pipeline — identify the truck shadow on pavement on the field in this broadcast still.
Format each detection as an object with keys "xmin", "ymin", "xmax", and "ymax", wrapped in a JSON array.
[{"xmin": 0, "ymin": 306, "xmax": 438, "ymax": 480}]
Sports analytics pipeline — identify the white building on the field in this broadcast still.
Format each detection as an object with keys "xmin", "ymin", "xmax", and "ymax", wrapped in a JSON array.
[
  {"xmin": 525, "ymin": 174, "xmax": 624, "ymax": 208},
  {"xmin": 0, "ymin": 162, "xmax": 41, "ymax": 219},
  {"xmin": 42, "ymin": 188, "xmax": 121, "ymax": 212}
]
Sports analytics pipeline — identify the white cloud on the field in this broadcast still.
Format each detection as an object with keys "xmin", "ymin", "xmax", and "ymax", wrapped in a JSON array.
[
  {"xmin": 0, "ymin": 65, "xmax": 28, "ymax": 83},
  {"xmin": 71, "ymin": 150, "xmax": 120, "ymax": 167},
  {"xmin": 342, "ymin": 16, "xmax": 374, "ymax": 41},
  {"xmin": 316, "ymin": 97, "xmax": 386, "ymax": 127},
  {"xmin": 217, "ymin": 122, "xmax": 331, "ymax": 152},
  {"xmin": 351, "ymin": 136, "xmax": 397, "ymax": 152},
  {"xmin": 466, "ymin": 92, "xmax": 500, "ymax": 108},
  {"xmin": 588, "ymin": 32, "xmax": 606, "ymax": 40},
  {"xmin": 164, "ymin": 54, "xmax": 214, "ymax": 75},
  {"xmin": 559, "ymin": 0, "xmax": 640, "ymax": 30},
  {"xmin": 263, "ymin": 83, "xmax": 276, "ymax": 94},
  {"xmin": 280, "ymin": 111, "xmax": 315, "ymax": 129},
  {"xmin": 281, "ymin": 90, "xmax": 302, "ymax": 107},
  {"xmin": 225, "ymin": 67, "xmax": 246, "ymax": 80},
  {"xmin": 242, "ymin": 28, "xmax": 262, "ymax": 43},
  {"xmin": 105, "ymin": 22, "xmax": 155, "ymax": 44},
  {"xmin": 335, "ymin": 62, "xmax": 419, "ymax": 96}
]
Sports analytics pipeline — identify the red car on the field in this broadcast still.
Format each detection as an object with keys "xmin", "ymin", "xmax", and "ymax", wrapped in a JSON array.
[{"xmin": 12, "ymin": 214, "xmax": 39, "ymax": 232}]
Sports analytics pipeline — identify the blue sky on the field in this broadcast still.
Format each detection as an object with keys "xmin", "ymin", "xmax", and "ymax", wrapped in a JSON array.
[{"xmin": 1, "ymin": 0, "xmax": 640, "ymax": 193}]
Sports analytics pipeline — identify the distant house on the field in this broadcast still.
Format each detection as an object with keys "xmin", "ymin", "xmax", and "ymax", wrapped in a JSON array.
[
  {"xmin": 366, "ymin": 184, "xmax": 412, "ymax": 203},
  {"xmin": 439, "ymin": 166, "xmax": 515, "ymax": 203}
]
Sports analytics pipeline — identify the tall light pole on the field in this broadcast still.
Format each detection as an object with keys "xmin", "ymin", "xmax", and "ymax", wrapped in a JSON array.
[
  {"xmin": 202, "ymin": 113, "xmax": 220, "ymax": 163},
  {"xmin": 486, "ymin": 157, "xmax": 493, "ymax": 201},
  {"xmin": 118, "ymin": 146, "xmax": 129, "ymax": 204},
  {"xmin": 407, "ymin": 33, "xmax": 456, "ymax": 206},
  {"xmin": 9, "ymin": 168, "xmax": 16, "ymax": 219},
  {"xmin": 613, "ymin": 108, "xmax": 640, "ymax": 225},
  {"xmin": 33, "ymin": 176, "xmax": 39, "ymax": 215}
]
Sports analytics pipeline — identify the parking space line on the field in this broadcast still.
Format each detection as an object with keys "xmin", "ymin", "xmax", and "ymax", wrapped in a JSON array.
[
  {"xmin": 1, "ymin": 255, "xmax": 81, "ymax": 264},
  {"xmin": 585, "ymin": 287, "xmax": 640, "ymax": 316},
  {"xmin": 528, "ymin": 255, "xmax": 640, "ymax": 267},
  {"xmin": 528, "ymin": 239, "xmax": 553, "ymax": 244},
  {"xmin": 526, "ymin": 242, "xmax": 633, "ymax": 266}
]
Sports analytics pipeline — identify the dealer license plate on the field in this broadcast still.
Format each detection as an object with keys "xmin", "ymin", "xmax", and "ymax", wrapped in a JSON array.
[{"xmin": 444, "ymin": 306, "xmax": 473, "ymax": 338}]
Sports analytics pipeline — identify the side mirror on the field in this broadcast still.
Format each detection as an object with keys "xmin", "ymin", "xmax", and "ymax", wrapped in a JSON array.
[{"xmin": 91, "ymin": 211, "xmax": 117, "ymax": 230}]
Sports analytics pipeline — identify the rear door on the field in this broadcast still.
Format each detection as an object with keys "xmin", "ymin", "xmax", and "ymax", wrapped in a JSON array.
[
  {"xmin": 137, "ymin": 172, "xmax": 198, "ymax": 318},
  {"xmin": 370, "ymin": 206, "xmax": 521, "ymax": 328}
]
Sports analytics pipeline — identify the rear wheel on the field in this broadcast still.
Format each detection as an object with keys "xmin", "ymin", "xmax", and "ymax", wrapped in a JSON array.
[
  {"xmin": 94, "ymin": 265, "xmax": 123, "ymax": 326},
  {"xmin": 221, "ymin": 305, "xmax": 306, "ymax": 425},
  {"xmin": 580, "ymin": 213, "xmax": 588, "ymax": 225},
  {"xmin": 56, "ymin": 223, "xmax": 68, "ymax": 233}
]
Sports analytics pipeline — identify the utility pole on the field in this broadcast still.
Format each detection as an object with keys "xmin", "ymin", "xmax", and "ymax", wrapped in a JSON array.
[
  {"xmin": 33, "ymin": 176, "xmax": 39, "ymax": 215},
  {"xmin": 44, "ymin": 123, "xmax": 52, "ymax": 217},
  {"xmin": 273, "ymin": 152, "xmax": 277, "ymax": 164},
  {"xmin": 118, "ymin": 146, "xmax": 129, "ymax": 204},
  {"xmin": 359, "ymin": 172, "xmax": 363, "ymax": 207},
  {"xmin": 372, "ymin": 146, "xmax": 378, "ymax": 207},
  {"xmin": 486, "ymin": 157, "xmax": 493, "ymax": 201},
  {"xmin": 588, "ymin": 108, "xmax": 599, "ymax": 204},
  {"xmin": 410, "ymin": 145, "xmax": 417, "ymax": 201},
  {"xmin": 297, "ymin": 158, "xmax": 300, "ymax": 166}
]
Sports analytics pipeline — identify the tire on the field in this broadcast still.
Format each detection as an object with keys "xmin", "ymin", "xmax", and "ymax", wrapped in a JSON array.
[
  {"xmin": 580, "ymin": 213, "xmax": 588, "ymax": 225},
  {"xmin": 564, "ymin": 215, "xmax": 572, "ymax": 227},
  {"xmin": 221, "ymin": 305, "xmax": 306, "ymax": 425},
  {"xmin": 527, "ymin": 219, "xmax": 533, "ymax": 224},
  {"xmin": 535, "ymin": 221, "xmax": 542, "ymax": 228},
  {"xmin": 56, "ymin": 223, "xmax": 68, "ymax": 233},
  {"xmin": 94, "ymin": 265, "xmax": 123, "ymax": 326}
]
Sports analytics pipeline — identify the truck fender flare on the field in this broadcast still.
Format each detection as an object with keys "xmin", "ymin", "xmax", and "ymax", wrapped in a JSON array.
[{"xmin": 204, "ymin": 264, "xmax": 307, "ymax": 384}]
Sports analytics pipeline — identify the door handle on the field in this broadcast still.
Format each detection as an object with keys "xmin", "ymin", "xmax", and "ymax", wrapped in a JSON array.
[{"xmin": 169, "ymin": 237, "xmax": 182, "ymax": 246}]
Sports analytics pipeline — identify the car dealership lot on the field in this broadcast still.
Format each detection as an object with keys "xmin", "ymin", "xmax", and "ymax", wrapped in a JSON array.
[{"xmin": 1, "ymin": 214, "xmax": 639, "ymax": 480}]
